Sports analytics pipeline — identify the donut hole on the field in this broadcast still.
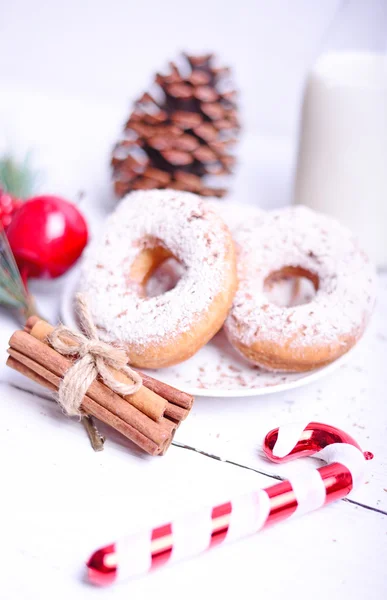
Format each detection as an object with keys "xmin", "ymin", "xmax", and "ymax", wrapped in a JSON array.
[
  {"xmin": 145, "ymin": 257, "xmax": 184, "ymax": 298},
  {"xmin": 264, "ymin": 266, "xmax": 318, "ymax": 307},
  {"xmin": 129, "ymin": 245, "xmax": 183, "ymax": 298}
]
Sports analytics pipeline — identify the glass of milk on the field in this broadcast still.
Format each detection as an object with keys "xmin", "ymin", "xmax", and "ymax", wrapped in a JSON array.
[{"xmin": 294, "ymin": 51, "xmax": 387, "ymax": 267}]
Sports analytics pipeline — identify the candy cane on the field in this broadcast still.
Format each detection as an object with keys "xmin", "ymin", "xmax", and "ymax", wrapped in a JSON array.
[{"xmin": 87, "ymin": 422, "xmax": 373, "ymax": 585}]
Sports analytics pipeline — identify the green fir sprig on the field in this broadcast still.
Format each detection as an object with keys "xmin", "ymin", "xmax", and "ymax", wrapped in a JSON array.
[
  {"xmin": 0, "ymin": 153, "xmax": 38, "ymax": 198},
  {"xmin": 0, "ymin": 227, "xmax": 36, "ymax": 320}
]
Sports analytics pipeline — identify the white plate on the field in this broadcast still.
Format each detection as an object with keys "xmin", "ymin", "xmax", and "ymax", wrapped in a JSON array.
[{"xmin": 61, "ymin": 268, "xmax": 350, "ymax": 398}]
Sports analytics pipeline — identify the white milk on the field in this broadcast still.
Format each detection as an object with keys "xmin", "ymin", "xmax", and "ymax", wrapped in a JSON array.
[{"xmin": 294, "ymin": 52, "xmax": 387, "ymax": 267}]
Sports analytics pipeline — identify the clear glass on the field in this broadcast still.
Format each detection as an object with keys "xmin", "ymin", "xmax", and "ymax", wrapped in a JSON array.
[{"xmin": 294, "ymin": 0, "xmax": 387, "ymax": 267}]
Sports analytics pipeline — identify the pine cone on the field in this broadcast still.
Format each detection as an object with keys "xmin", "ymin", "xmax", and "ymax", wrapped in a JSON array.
[{"xmin": 112, "ymin": 53, "xmax": 239, "ymax": 199}]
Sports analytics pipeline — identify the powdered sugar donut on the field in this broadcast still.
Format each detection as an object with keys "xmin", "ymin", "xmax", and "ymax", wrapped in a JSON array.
[
  {"xmin": 80, "ymin": 190, "xmax": 237, "ymax": 368},
  {"xmin": 225, "ymin": 206, "xmax": 375, "ymax": 372}
]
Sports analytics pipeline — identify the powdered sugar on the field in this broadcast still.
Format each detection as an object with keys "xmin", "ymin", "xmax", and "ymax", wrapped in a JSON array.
[
  {"xmin": 79, "ymin": 190, "xmax": 232, "ymax": 355},
  {"xmin": 225, "ymin": 206, "xmax": 375, "ymax": 350}
]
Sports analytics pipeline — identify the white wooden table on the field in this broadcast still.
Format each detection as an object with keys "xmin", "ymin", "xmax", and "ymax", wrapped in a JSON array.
[
  {"xmin": 1, "ymin": 275, "xmax": 386, "ymax": 600},
  {"xmin": 0, "ymin": 85, "xmax": 386, "ymax": 600}
]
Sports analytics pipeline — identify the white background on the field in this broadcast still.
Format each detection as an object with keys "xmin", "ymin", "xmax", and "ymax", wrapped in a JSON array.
[{"xmin": 1, "ymin": 0, "xmax": 386, "ymax": 140}]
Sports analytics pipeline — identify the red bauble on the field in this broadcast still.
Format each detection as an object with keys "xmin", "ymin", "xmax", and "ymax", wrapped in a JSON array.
[{"xmin": 6, "ymin": 195, "xmax": 88, "ymax": 279}]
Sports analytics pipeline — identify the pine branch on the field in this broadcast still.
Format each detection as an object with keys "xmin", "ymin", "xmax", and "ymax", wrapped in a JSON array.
[
  {"xmin": 0, "ymin": 154, "xmax": 39, "ymax": 198},
  {"xmin": 0, "ymin": 228, "xmax": 38, "ymax": 322}
]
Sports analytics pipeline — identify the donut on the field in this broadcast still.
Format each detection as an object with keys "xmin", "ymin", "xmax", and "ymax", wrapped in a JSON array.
[
  {"xmin": 225, "ymin": 206, "xmax": 375, "ymax": 372},
  {"xmin": 80, "ymin": 189, "xmax": 237, "ymax": 369}
]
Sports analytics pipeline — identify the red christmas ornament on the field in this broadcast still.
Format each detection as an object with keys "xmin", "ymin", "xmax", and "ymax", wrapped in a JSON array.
[{"xmin": 6, "ymin": 195, "xmax": 88, "ymax": 280}]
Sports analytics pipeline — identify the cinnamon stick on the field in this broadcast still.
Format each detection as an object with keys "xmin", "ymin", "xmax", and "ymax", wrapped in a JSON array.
[
  {"xmin": 11, "ymin": 345, "xmax": 176, "ymax": 436},
  {"xmin": 138, "ymin": 372, "xmax": 194, "ymax": 409},
  {"xmin": 8, "ymin": 346, "xmax": 175, "ymax": 438},
  {"xmin": 8, "ymin": 333, "xmax": 174, "ymax": 448},
  {"xmin": 27, "ymin": 319, "xmax": 168, "ymax": 423},
  {"xmin": 25, "ymin": 316, "xmax": 194, "ymax": 418},
  {"xmin": 164, "ymin": 403, "xmax": 190, "ymax": 422},
  {"xmin": 24, "ymin": 315, "xmax": 39, "ymax": 331},
  {"xmin": 6, "ymin": 355, "xmax": 161, "ymax": 455},
  {"xmin": 7, "ymin": 355, "xmax": 57, "ymax": 392}
]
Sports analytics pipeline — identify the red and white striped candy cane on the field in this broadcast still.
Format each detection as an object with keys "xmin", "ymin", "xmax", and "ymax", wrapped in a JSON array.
[{"xmin": 87, "ymin": 421, "xmax": 373, "ymax": 585}]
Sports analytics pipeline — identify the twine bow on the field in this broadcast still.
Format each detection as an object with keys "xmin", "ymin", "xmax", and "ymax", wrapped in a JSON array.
[{"xmin": 48, "ymin": 293, "xmax": 142, "ymax": 416}]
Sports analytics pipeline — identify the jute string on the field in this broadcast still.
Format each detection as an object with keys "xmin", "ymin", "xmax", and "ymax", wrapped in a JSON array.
[{"xmin": 48, "ymin": 293, "xmax": 142, "ymax": 416}]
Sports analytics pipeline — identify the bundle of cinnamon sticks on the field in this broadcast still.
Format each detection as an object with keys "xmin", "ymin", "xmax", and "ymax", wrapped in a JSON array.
[{"xmin": 6, "ymin": 316, "xmax": 194, "ymax": 456}]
